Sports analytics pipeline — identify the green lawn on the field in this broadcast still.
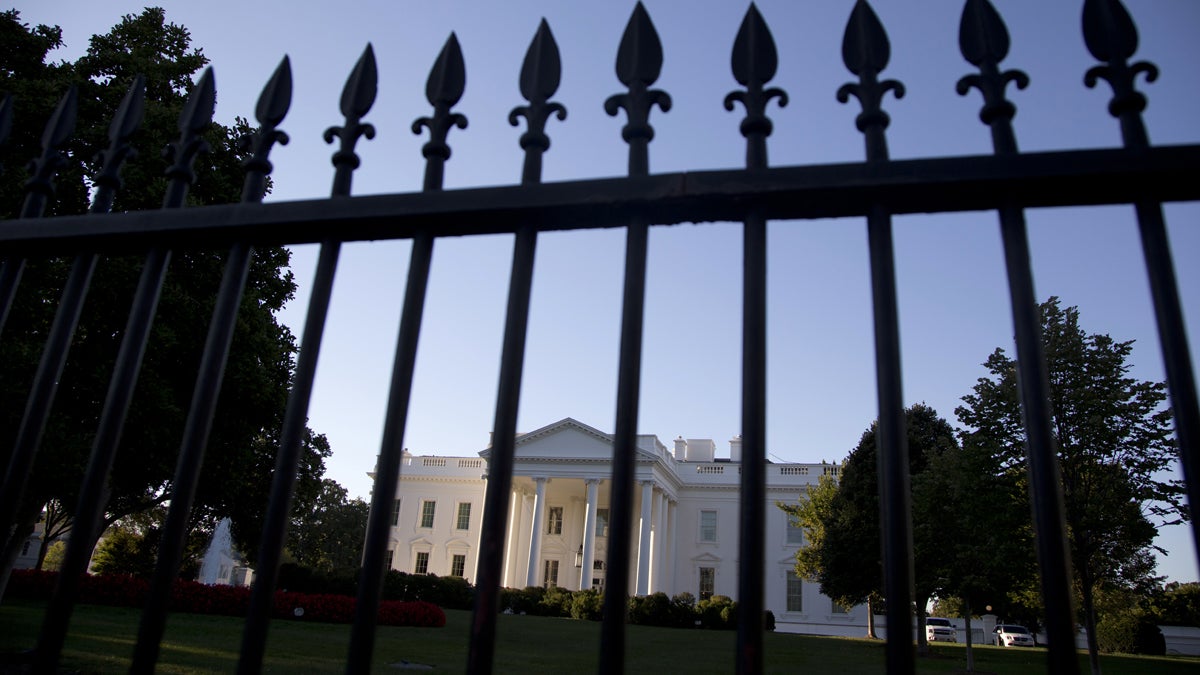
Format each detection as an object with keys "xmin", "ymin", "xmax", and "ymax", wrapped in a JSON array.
[{"xmin": 0, "ymin": 601, "xmax": 1195, "ymax": 673}]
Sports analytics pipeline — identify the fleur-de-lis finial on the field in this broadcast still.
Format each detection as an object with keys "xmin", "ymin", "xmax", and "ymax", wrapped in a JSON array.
[
  {"xmin": 955, "ymin": 0, "xmax": 1029, "ymax": 154},
  {"xmin": 241, "ymin": 56, "xmax": 292, "ymax": 203},
  {"xmin": 91, "ymin": 75, "xmax": 146, "ymax": 214},
  {"xmin": 509, "ymin": 19, "xmax": 567, "ymax": 185},
  {"xmin": 325, "ymin": 44, "xmax": 378, "ymax": 197},
  {"xmin": 162, "ymin": 67, "xmax": 216, "ymax": 208},
  {"xmin": 413, "ymin": 33, "xmax": 469, "ymax": 191},
  {"xmin": 836, "ymin": 0, "xmax": 905, "ymax": 161},
  {"xmin": 604, "ymin": 2, "xmax": 672, "ymax": 177},
  {"xmin": 723, "ymin": 3, "xmax": 788, "ymax": 170},
  {"xmin": 21, "ymin": 85, "xmax": 78, "ymax": 218},
  {"xmin": 1082, "ymin": 0, "xmax": 1158, "ymax": 147}
]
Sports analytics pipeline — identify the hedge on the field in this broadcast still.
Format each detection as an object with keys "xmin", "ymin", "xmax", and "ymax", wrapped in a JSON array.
[{"xmin": 7, "ymin": 569, "xmax": 445, "ymax": 627}]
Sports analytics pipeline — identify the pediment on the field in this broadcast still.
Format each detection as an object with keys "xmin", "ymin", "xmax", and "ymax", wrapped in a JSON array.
[{"xmin": 691, "ymin": 552, "xmax": 722, "ymax": 563}]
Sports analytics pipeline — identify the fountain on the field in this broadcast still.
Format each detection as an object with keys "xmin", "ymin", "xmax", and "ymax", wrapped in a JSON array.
[{"xmin": 198, "ymin": 517, "xmax": 234, "ymax": 585}]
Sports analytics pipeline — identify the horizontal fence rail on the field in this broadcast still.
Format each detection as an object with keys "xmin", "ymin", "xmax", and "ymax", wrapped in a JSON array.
[{"xmin": 0, "ymin": 1, "xmax": 1196, "ymax": 674}]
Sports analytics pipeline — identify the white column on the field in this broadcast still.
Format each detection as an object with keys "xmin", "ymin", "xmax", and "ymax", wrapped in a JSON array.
[
  {"xmin": 579, "ymin": 479, "xmax": 599, "ymax": 590},
  {"xmin": 654, "ymin": 490, "xmax": 668, "ymax": 593},
  {"xmin": 525, "ymin": 477, "xmax": 548, "ymax": 587},
  {"xmin": 667, "ymin": 499, "xmax": 678, "ymax": 596},
  {"xmin": 502, "ymin": 488, "xmax": 521, "ymax": 587},
  {"xmin": 636, "ymin": 480, "xmax": 653, "ymax": 596},
  {"xmin": 648, "ymin": 489, "xmax": 662, "ymax": 592}
]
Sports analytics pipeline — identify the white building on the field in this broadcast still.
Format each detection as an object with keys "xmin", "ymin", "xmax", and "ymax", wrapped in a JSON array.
[{"xmin": 383, "ymin": 417, "xmax": 866, "ymax": 634}]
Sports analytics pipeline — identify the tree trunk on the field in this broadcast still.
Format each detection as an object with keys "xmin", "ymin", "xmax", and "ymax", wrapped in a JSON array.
[
  {"xmin": 915, "ymin": 594, "xmax": 929, "ymax": 656},
  {"xmin": 866, "ymin": 595, "xmax": 878, "ymax": 639},
  {"xmin": 1080, "ymin": 570, "xmax": 1102, "ymax": 675},
  {"xmin": 963, "ymin": 600, "xmax": 975, "ymax": 672}
]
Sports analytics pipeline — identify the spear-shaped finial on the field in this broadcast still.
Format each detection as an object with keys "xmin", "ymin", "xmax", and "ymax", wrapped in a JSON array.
[
  {"xmin": 509, "ymin": 19, "xmax": 567, "ymax": 185},
  {"xmin": 91, "ymin": 75, "xmax": 146, "ymax": 214},
  {"xmin": 325, "ymin": 44, "xmax": 378, "ymax": 197},
  {"xmin": 955, "ymin": 0, "xmax": 1029, "ymax": 155},
  {"xmin": 604, "ymin": 2, "xmax": 671, "ymax": 177},
  {"xmin": 413, "ymin": 33, "xmax": 468, "ymax": 191},
  {"xmin": 723, "ymin": 3, "xmax": 788, "ymax": 170},
  {"xmin": 1082, "ymin": 0, "xmax": 1158, "ymax": 148},
  {"xmin": 21, "ymin": 85, "xmax": 78, "ymax": 218},
  {"xmin": 241, "ymin": 56, "xmax": 292, "ymax": 203},
  {"xmin": 162, "ymin": 67, "xmax": 216, "ymax": 208},
  {"xmin": 836, "ymin": 0, "xmax": 905, "ymax": 162}
]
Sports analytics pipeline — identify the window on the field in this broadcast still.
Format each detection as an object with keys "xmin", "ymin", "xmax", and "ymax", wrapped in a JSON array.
[
  {"xmin": 699, "ymin": 510, "xmax": 717, "ymax": 542},
  {"xmin": 414, "ymin": 551, "xmax": 430, "ymax": 575},
  {"xmin": 832, "ymin": 600, "xmax": 852, "ymax": 614},
  {"xmin": 595, "ymin": 508, "xmax": 609, "ymax": 537},
  {"xmin": 786, "ymin": 516, "xmax": 804, "ymax": 545},
  {"xmin": 786, "ymin": 572, "xmax": 803, "ymax": 612},
  {"xmin": 451, "ymin": 553, "xmax": 466, "ymax": 578},
  {"xmin": 420, "ymin": 500, "xmax": 436, "ymax": 528},
  {"xmin": 547, "ymin": 506, "xmax": 563, "ymax": 535},
  {"xmin": 390, "ymin": 499, "xmax": 401, "ymax": 526},
  {"xmin": 698, "ymin": 567, "xmax": 715, "ymax": 600},
  {"xmin": 543, "ymin": 559, "xmax": 559, "ymax": 588},
  {"xmin": 385, "ymin": 549, "xmax": 394, "ymax": 570},
  {"xmin": 592, "ymin": 576, "xmax": 605, "ymax": 590},
  {"xmin": 456, "ymin": 502, "xmax": 472, "ymax": 530}
]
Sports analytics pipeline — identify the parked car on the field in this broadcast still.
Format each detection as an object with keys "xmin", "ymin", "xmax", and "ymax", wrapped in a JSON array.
[
  {"xmin": 993, "ymin": 624, "xmax": 1035, "ymax": 647},
  {"xmin": 926, "ymin": 617, "xmax": 957, "ymax": 643}
]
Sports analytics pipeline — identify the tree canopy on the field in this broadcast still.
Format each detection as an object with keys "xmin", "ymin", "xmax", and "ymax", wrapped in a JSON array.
[
  {"xmin": 781, "ymin": 403, "xmax": 961, "ymax": 647},
  {"xmin": 0, "ymin": 8, "xmax": 328, "ymax": 572},
  {"xmin": 956, "ymin": 296, "xmax": 1179, "ymax": 672}
]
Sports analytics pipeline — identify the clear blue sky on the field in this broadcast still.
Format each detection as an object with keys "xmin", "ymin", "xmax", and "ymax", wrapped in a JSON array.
[{"xmin": 16, "ymin": 1, "xmax": 1199, "ymax": 583}]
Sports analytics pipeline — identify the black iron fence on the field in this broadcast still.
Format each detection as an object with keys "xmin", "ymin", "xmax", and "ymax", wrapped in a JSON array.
[{"xmin": 1, "ymin": 1, "xmax": 1197, "ymax": 673}]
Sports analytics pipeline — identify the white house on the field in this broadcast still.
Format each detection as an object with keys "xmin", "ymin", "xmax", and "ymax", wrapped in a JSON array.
[{"xmin": 383, "ymin": 417, "xmax": 868, "ymax": 634}]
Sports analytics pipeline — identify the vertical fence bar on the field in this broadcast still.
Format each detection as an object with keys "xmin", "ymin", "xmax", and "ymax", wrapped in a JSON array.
[
  {"xmin": 32, "ymin": 75, "xmax": 147, "ymax": 673},
  {"xmin": 128, "ymin": 68, "xmax": 222, "ymax": 673},
  {"xmin": 724, "ymin": 5, "xmax": 787, "ymax": 674},
  {"xmin": 836, "ymin": 3, "xmax": 914, "ymax": 673},
  {"xmin": 347, "ymin": 34, "xmax": 466, "ymax": 674},
  {"xmin": 467, "ymin": 20, "xmax": 565, "ymax": 673},
  {"xmin": 599, "ymin": 4, "xmax": 670, "ymax": 672},
  {"xmin": 955, "ymin": 2, "xmax": 1080, "ymax": 671},
  {"xmin": 1082, "ymin": 0, "xmax": 1200, "ymax": 571},
  {"xmin": 0, "ymin": 87, "xmax": 78, "ymax": 543},
  {"xmin": 235, "ymin": 51, "xmax": 366, "ymax": 675}
]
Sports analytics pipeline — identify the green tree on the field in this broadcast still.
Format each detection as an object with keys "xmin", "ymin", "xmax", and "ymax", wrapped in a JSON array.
[
  {"xmin": 286, "ymin": 479, "xmax": 369, "ymax": 573},
  {"xmin": 1152, "ymin": 581, "xmax": 1200, "ymax": 627},
  {"xmin": 782, "ymin": 403, "xmax": 959, "ymax": 651},
  {"xmin": 0, "ymin": 8, "xmax": 327, "ymax": 591},
  {"xmin": 916, "ymin": 438, "xmax": 1033, "ymax": 671},
  {"xmin": 956, "ymin": 297, "xmax": 1179, "ymax": 674}
]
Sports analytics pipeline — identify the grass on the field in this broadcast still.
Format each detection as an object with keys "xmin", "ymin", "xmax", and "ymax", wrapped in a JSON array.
[{"xmin": 1, "ymin": 601, "xmax": 1196, "ymax": 673}]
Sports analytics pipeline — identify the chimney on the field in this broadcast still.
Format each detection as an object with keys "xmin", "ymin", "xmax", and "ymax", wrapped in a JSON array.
[
  {"xmin": 730, "ymin": 435, "xmax": 742, "ymax": 462},
  {"xmin": 674, "ymin": 436, "xmax": 687, "ymax": 460}
]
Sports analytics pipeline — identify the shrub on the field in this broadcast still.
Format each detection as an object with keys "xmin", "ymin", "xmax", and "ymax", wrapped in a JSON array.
[
  {"xmin": 540, "ymin": 585, "xmax": 573, "ymax": 617},
  {"xmin": 765, "ymin": 610, "xmax": 776, "ymax": 632},
  {"xmin": 629, "ymin": 592, "xmax": 673, "ymax": 627},
  {"xmin": 697, "ymin": 595, "xmax": 737, "ymax": 630},
  {"xmin": 570, "ymin": 588, "xmax": 604, "ymax": 621}
]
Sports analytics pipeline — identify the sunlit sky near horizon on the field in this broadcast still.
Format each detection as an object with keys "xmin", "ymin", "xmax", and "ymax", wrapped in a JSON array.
[{"xmin": 14, "ymin": 1, "xmax": 1200, "ymax": 584}]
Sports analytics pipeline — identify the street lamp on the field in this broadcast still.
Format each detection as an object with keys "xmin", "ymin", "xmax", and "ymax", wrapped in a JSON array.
[{"xmin": 575, "ymin": 545, "xmax": 583, "ymax": 568}]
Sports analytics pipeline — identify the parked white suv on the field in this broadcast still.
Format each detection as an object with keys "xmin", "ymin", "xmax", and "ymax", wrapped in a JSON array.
[
  {"xmin": 993, "ymin": 624, "xmax": 1035, "ymax": 647},
  {"xmin": 926, "ymin": 617, "xmax": 957, "ymax": 643}
]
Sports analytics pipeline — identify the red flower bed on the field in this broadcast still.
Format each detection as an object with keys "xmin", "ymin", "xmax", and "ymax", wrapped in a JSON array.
[{"xmin": 7, "ymin": 569, "xmax": 444, "ymax": 627}]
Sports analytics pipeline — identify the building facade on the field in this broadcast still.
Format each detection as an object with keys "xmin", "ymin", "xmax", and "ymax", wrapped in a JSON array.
[{"xmin": 383, "ymin": 417, "xmax": 865, "ymax": 634}]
